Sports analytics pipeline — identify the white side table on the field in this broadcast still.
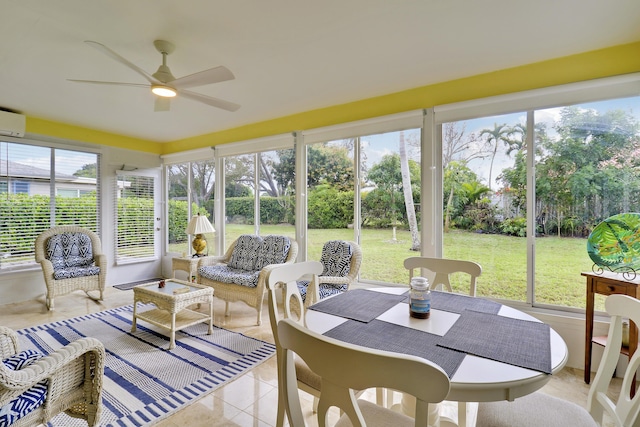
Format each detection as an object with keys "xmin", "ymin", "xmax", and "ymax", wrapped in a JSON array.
[{"xmin": 172, "ymin": 256, "xmax": 204, "ymax": 282}]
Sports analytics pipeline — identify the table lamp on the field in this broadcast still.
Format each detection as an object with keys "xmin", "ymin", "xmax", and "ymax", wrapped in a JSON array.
[{"xmin": 185, "ymin": 213, "xmax": 215, "ymax": 257}]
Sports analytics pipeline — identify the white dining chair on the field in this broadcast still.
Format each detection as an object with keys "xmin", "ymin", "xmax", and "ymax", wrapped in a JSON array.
[
  {"xmin": 401, "ymin": 256, "xmax": 482, "ymax": 423},
  {"xmin": 267, "ymin": 261, "xmax": 324, "ymax": 427},
  {"xmin": 267, "ymin": 261, "xmax": 385, "ymax": 426},
  {"xmin": 404, "ymin": 256, "xmax": 482, "ymax": 296},
  {"xmin": 588, "ymin": 294, "xmax": 640, "ymax": 426},
  {"xmin": 277, "ymin": 318, "xmax": 451, "ymax": 427},
  {"xmin": 477, "ymin": 293, "xmax": 640, "ymax": 427}
]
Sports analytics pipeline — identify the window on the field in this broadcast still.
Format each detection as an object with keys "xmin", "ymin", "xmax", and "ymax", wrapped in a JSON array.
[
  {"xmin": 0, "ymin": 141, "xmax": 99, "ymax": 269},
  {"xmin": 435, "ymin": 74, "xmax": 640, "ymax": 312},
  {"xmin": 223, "ymin": 149, "xmax": 296, "ymax": 243},
  {"xmin": 12, "ymin": 181, "xmax": 29, "ymax": 194},
  {"xmin": 167, "ymin": 160, "xmax": 216, "ymax": 256},
  {"xmin": 115, "ymin": 172, "xmax": 154, "ymax": 264}
]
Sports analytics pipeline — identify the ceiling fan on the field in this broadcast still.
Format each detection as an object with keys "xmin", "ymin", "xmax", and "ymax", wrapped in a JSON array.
[{"xmin": 69, "ymin": 40, "xmax": 240, "ymax": 112}]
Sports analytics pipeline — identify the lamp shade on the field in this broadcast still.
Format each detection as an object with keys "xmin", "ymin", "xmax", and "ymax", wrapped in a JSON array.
[{"xmin": 185, "ymin": 213, "xmax": 215, "ymax": 235}]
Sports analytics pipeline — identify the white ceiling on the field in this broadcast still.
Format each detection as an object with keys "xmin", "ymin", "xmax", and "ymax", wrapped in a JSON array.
[{"xmin": 2, "ymin": 0, "xmax": 640, "ymax": 143}]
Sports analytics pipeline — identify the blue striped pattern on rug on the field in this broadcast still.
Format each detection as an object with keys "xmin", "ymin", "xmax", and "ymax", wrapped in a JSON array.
[{"xmin": 17, "ymin": 305, "xmax": 276, "ymax": 427}]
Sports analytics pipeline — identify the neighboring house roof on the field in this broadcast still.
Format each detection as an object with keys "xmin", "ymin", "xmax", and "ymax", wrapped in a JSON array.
[{"xmin": 0, "ymin": 160, "xmax": 78, "ymax": 182}]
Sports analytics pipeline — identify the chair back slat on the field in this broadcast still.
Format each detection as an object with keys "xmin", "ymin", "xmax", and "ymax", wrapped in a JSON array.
[{"xmin": 404, "ymin": 256, "xmax": 481, "ymax": 296}]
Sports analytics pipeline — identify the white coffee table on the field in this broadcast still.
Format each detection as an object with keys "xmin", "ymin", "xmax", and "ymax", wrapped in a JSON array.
[{"xmin": 131, "ymin": 279, "xmax": 213, "ymax": 350}]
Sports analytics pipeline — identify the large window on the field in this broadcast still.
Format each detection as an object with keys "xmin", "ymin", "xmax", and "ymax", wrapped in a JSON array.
[
  {"xmin": 304, "ymin": 128, "xmax": 421, "ymax": 285},
  {"xmin": 0, "ymin": 141, "xmax": 99, "ymax": 269},
  {"xmin": 438, "ymin": 92, "xmax": 640, "ymax": 311},
  {"xmin": 534, "ymin": 97, "xmax": 640, "ymax": 310}
]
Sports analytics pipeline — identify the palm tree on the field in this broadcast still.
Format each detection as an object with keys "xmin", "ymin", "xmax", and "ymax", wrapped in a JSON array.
[{"xmin": 479, "ymin": 123, "xmax": 512, "ymax": 190}]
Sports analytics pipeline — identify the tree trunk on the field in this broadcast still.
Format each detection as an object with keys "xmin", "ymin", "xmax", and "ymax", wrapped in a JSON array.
[
  {"xmin": 444, "ymin": 185, "xmax": 455, "ymax": 232},
  {"xmin": 399, "ymin": 131, "xmax": 420, "ymax": 250}
]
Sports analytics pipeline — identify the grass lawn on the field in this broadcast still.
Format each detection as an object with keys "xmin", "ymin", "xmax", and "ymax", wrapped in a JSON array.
[{"xmin": 171, "ymin": 225, "xmax": 595, "ymax": 310}]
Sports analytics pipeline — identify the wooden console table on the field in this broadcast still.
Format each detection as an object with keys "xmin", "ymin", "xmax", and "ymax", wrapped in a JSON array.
[{"xmin": 583, "ymin": 271, "xmax": 640, "ymax": 392}]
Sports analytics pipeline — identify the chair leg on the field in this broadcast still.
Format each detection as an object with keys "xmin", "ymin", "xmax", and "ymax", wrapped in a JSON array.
[
  {"xmin": 84, "ymin": 290, "xmax": 102, "ymax": 301},
  {"xmin": 376, "ymin": 388, "xmax": 385, "ymax": 407},
  {"xmin": 276, "ymin": 393, "xmax": 286, "ymax": 427},
  {"xmin": 225, "ymin": 301, "xmax": 231, "ymax": 316},
  {"xmin": 312, "ymin": 396, "xmax": 319, "ymax": 413}
]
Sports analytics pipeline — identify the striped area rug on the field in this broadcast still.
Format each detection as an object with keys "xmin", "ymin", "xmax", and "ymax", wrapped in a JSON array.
[{"xmin": 17, "ymin": 305, "xmax": 276, "ymax": 427}]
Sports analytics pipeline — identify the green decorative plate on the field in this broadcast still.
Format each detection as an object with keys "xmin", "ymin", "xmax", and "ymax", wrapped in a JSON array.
[{"xmin": 587, "ymin": 213, "xmax": 640, "ymax": 270}]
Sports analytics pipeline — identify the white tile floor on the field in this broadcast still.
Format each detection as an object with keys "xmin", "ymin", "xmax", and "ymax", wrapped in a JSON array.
[{"xmin": 0, "ymin": 285, "xmax": 621, "ymax": 426}]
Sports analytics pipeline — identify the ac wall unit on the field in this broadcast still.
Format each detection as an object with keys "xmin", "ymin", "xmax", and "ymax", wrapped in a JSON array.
[{"xmin": 0, "ymin": 110, "xmax": 26, "ymax": 137}]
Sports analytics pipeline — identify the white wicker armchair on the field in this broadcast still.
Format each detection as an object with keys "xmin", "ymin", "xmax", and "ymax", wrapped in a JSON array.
[
  {"xmin": 0, "ymin": 325, "xmax": 105, "ymax": 426},
  {"xmin": 35, "ymin": 226, "xmax": 106, "ymax": 310},
  {"xmin": 301, "ymin": 240, "xmax": 362, "ymax": 307}
]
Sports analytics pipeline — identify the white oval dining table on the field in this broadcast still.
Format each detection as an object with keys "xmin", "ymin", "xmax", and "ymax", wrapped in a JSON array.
[{"xmin": 305, "ymin": 287, "xmax": 569, "ymax": 427}]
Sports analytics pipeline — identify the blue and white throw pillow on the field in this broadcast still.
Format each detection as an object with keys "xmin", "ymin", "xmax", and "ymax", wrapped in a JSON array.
[
  {"xmin": 0, "ymin": 350, "xmax": 48, "ymax": 427},
  {"xmin": 320, "ymin": 240, "xmax": 352, "ymax": 277},
  {"xmin": 46, "ymin": 232, "xmax": 94, "ymax": 269}
]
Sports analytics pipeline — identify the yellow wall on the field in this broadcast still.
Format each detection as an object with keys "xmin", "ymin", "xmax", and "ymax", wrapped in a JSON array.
[{"xmin": 26, "ymin": 41, "xmax": 640, "ymax": 156}]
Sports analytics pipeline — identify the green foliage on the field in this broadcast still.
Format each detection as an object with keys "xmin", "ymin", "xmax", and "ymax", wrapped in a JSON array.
[
  {"xmin": 274, "ymin": 144, "xmax": 355, "ymax": 192},
  {"xmin": 0, "ymin": 194, "xmax": 98, "ymax": 256},
  {"xmin": 307, "ymin": 185, "xmax": 354, "ymax": 228},
  {"xmin": 499, "ymin": 216, "xmax": 527, "ymax": 237},
  {"xmin": 168, "ymin": 199, "xmax": 189, "ymax": 243}
]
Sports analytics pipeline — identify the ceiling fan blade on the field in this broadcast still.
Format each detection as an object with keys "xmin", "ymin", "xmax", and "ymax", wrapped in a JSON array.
[
  {"xmin": 68, "ymin": 79, "xmax": 149, "ymax": 89},
  {"xmin": 84, "ymin": 41, "xmax": 158, "ymax": 84},
  {"xmin": 154, "ymin": 97, "xmax": 171, "ymax": 112},
  {"xmin": 171, "ymin": 66, "xmax": 235, "ymax": 89},
  {"xmin": 180, "ymin": 89, "xmax": 240, "ymax": 112}
]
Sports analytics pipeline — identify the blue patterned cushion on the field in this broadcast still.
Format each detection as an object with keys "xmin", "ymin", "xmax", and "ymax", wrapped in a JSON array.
[
  {"xmin": 198, "ymin": 265, "xmax": 260, "ymax": 288},
  {"xmin": 255, "ymin": 235, "xmax": 291, "ymax": 270},
  {"xmin": 297, "ymin": 280, "xmax": 348, "ymax": 302},
  {"xmin": 46, "ymin": 232, "xmax": 94, "ymax": 269},
  {"xmin": 320, "ymin": 241, "xmax": 352, "ymax": 277},
  {"xmin": 227, "ymin": 235, "xmax": 262, "ymax": 271},
  {"xmin": 0, "ymin": 350, "xmax": 47, "ymax": 427},
  {"xmin": 53, "ymin": 265, "xmax": 101, "ymax": 280}
]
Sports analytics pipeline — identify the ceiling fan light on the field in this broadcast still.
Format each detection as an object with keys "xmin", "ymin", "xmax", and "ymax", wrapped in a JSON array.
[{"xmin": 151, "ymin": 85, "xmax": 177, "ymax": 97}]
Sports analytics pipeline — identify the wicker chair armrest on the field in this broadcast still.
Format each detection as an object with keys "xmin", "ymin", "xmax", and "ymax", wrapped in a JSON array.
[
  {"xmin": 0, "ymin": 327, "xmax": 19, "ymax": 359},
  {"xmin": 317, "ymin": 275, "xmax": 352, "ymax": 286},
  {"xmin": 37, "ymin": 258, "xmax": 55, "ymax": 275},
  {"xmin": 93, "ymin": 253, "xmax": 107, "ymax": 267},
  {"xmin": 1, "ymin": 337, "xmax": 105, "ymax": 390},
  {"xmin": 198, "ymin": 255, "xmax": 227, "ymax": 268}
]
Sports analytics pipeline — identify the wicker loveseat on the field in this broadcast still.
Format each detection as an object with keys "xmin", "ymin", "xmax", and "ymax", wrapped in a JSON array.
[
  {"xmin": 0, "ymin": 325, "xmax": 105, "ymax": 426},
  {"xmin": 197, "ymin": 234, "xmax": 298, "ymax": 325},
  {"xmin": 35, "ymin": 226, "xmax": 106, "ymax": 310}
]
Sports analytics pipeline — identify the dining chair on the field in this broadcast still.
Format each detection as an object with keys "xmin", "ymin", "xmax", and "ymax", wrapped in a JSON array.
[
  {"xmin": 404, "ymin": 256, "xmax": 482, "ymax": 296},
  {"xmin": 477, "ymin": 293, "xmax": 640, "ymax": 427},
  {"xmin": 277, "ymin": 318, "xmax": 451, "ymax": 427},
  {"xmin": 266, "ymin": 261, "xmax": 324, "ymax": 427},
  {"xmin": 401, "ymin": 256, "xmax": 482, "ymax": 421}
]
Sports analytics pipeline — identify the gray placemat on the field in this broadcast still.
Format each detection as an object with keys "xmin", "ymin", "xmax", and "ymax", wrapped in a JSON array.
[
  {"xmin": 430, "ymin": 291, "xmax": 502, "ymax": 314},
  {"xmin": 309, "ymin": 289, "xmax": 408, "ymax": 323},
  {"xmin": 324, "ymin": 319, "xmax": 465, "ymax": 377},
  {"xmin": 437, "ymin": 310, "xmax": 552, "ymax": 374}
]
